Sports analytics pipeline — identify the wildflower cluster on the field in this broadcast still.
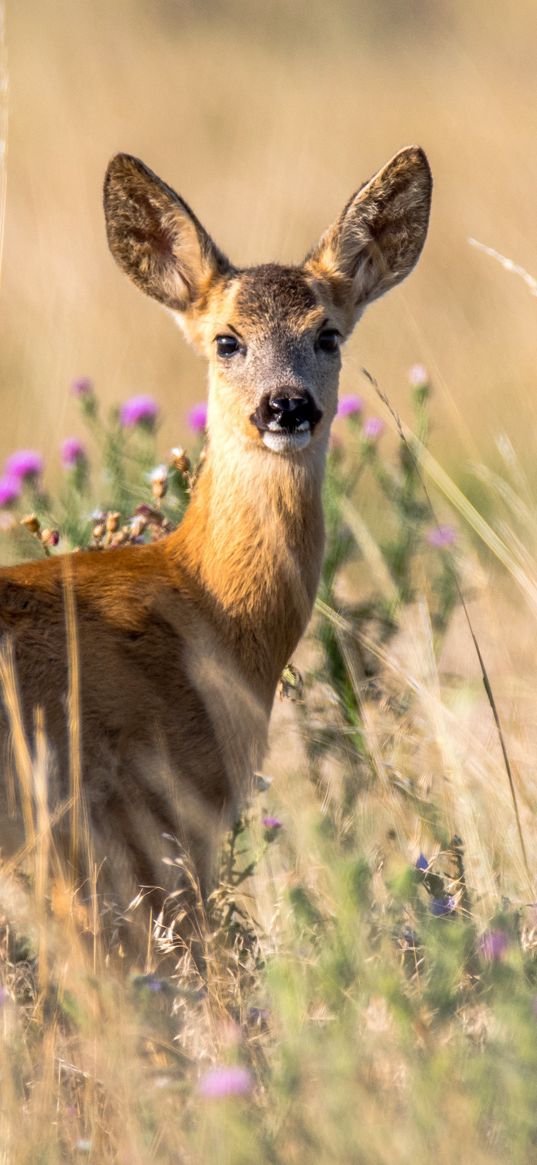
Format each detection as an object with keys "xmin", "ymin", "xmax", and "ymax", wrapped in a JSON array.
[
  {"xmin": 2, "ymin": 365, "xmax": 536, "ymax": 1164},
  {"xmin": 312, "ymin": 363, "xmax": 459, "ymax": 784},
  {"xmin": 0, "ymin": 449, "xmax": 44, "ymax": 510},
  {"xmin": 0, "ymin": 378, "xmax": 208, "ymax": 556}
]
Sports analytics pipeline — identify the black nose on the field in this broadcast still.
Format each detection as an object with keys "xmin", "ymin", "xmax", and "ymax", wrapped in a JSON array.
[
  {"xmin": 269, "ymin": 392, "xmax": 323, "ymax": 430},
  {"xmin": 269, "ymin": 396, "xmax": 306, "ymax": 419},
  {"xmin": 250, "ymin": 389, "xmax": 323, "ymax": 436}
]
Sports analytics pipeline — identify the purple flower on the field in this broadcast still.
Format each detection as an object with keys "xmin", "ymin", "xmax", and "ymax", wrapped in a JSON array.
[
  {"xmin": 363, "ymin": 417, "xmax": 385, "ymax": 441},
  {"xmin": 0, "ymin": 475, "xmax": 21, "ymax": 508},
  {"xmin": 187, "ymin": 401, "xmax": 208, "ymax": 432},
  {"xmin": 199, "ymin": 1065, "xmax": 253, "ymax": 1100},
  {"xmin": 337, "ymin": 394, "xmax": 363, "ymax": 419},
  {"xmin": 119, "ymin": 394, "xmax": 159, "ymax": 429},
  {"xmin": 415, "ymin": 853, "xmax": 429, "ymax": 871},
  {"xmin": 61, "ymin": 438, "xmax": 86, "ymax": 468},
  {"xmin": 4, "ymin": 449, "xmax": 43, "ymax": 481},
  {"xmin": 145, "ymin": 975, "xmax": 165, "ymax": 992},
  {"xmin": 427, "ymin": 525, "xmax": 456, "ymax": 549},
  {"xmin": 480, "ymin": 929, "xmax": 510, "ymax": 961},
  {"xmin": 71, "ymin": 376, "xmax": 94, "ymax": 398},
  {"xmin": 262, "ymin": 816, "xmax": 282, "ymax": 830},
  {"xmin": 408, "ymin": 363, "xmax": 429, "ymax": 388},
  {"xmin": 430, "ymin": 895, "xmax": 456, "ymax": 916}
]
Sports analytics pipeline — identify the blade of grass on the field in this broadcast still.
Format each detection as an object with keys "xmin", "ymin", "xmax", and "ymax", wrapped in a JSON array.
[{"xmin": 362, "ymin": 365, "xmax": 534, "ymax": 895}]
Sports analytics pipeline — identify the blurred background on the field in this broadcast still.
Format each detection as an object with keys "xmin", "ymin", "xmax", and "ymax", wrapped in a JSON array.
[{"xmin": 1, "ymin": 0, "xmax": 537, "ymax": 480}]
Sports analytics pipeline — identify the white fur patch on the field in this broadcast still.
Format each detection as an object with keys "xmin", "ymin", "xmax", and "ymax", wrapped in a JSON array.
[{"xmin": 262, "ymin": 430, "xmax": 312, "ymax": 454}]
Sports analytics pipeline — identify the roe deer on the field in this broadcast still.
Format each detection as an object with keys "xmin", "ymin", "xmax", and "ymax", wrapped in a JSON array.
[{"xmin": 0, "ymin": 146, "xmax": 431, "ymax": 940}]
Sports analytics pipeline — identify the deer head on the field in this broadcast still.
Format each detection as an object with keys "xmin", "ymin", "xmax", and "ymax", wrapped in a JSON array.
[{"xmin": 103, "ymin": 147, "xmax": 431, "ymax": 458}]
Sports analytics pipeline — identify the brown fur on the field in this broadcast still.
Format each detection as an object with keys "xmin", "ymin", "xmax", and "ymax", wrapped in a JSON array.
[{"xmin": 0, "ymin": 146, "xmax": 431, "ymax": 942}]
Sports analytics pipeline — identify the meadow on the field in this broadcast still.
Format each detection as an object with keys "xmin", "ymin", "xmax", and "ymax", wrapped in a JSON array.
[{"xmin": 2, "ymin": 2, "xmax": 537, "ymax": 1162}]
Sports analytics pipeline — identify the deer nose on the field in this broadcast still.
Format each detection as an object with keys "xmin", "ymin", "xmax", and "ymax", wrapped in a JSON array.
[
  {"xmin": 250, "ymin": 389, "xmax": 323, "ymax": 437},
  {"xmin": 269, "ymin": 395, "xmax": 306, "ymax": 418}
]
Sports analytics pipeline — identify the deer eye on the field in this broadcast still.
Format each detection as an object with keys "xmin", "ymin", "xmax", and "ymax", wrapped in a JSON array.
[
  {"xmin": 317, "ymin": 329, "xmax": 340, "ymax": 354},
  {"xmin": 216, "ymin": 335, "xmax": 240, "ymax": 358}
]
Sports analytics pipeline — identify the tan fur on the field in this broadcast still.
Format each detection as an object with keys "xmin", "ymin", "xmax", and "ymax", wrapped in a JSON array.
[{"xmin": 0, "ymin": 147, "xmax": 431, "ymax": 939}]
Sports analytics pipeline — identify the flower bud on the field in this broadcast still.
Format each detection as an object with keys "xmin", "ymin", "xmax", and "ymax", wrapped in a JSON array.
[
  {"xmin": 106, "ymin": 511, "xmax": 120, "ymax": 534},
  {"xmin": 170, "ymin": 447, "xmax": 191, "ymax": 476},
  {"xmin": 20, "ymin": 513, "xmax": 41, "ymax": 535}
]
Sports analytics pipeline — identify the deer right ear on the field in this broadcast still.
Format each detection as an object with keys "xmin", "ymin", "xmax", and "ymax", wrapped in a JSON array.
[
  {"xmin": 304, "ymin": 146, "xmax": 432, "ymax": 321},
  {"xmin": 103, "ymin": 154, "xmax": 231, "ymax": 311}
]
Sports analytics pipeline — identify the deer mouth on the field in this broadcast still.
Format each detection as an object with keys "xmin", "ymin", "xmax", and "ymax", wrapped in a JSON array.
[{"xmin": 250, "ymin": 391, "xmax": 323, "ymax": 454}]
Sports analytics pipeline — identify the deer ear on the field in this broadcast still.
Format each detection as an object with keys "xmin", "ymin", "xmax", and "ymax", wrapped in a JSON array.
[
  {"xmin": 103, "ymin": 154, "xmax": 231, "ymax": 311},
  {"xmin": 304, "ymin": 146, "xmax": 432, "ymax": 317}
]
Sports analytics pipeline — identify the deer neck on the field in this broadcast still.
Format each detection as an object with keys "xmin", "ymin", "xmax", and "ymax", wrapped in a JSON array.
[{"xmin": 169, "ymin": 427, "xmax": 327, "ymax": 697}]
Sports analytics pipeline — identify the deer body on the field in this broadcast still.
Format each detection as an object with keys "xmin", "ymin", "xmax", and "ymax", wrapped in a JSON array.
[{"xmin": 0, "ymin": 147, "xmax": 431, "ymax": 934}]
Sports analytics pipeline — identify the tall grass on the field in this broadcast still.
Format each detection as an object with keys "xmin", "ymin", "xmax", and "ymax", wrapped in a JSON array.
[
  {"xmin": 2, "ymin": 372, "xmax": 537, "ymax": 1161},
  {"xmin": 3, "ymin": 4, "xmax": 537, "ymax": 1159}
]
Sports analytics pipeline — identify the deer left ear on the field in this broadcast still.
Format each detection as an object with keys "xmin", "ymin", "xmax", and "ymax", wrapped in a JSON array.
[
  {"xmin": 103, "ymin": 154, "xmax": 231, "ymax": 312},
  {"xmin": 304, "ymin": 146, "xmax": 432, "ymax": 318}
]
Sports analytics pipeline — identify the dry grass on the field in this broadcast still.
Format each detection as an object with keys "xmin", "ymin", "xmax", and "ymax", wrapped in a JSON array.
[
  {"xmin": 3, "ymin": 4, "xmax": 537, "ymax": 1162},
  {"xmin": 2, "ymin": 1, "xmax": 537, "ymax": 471}
]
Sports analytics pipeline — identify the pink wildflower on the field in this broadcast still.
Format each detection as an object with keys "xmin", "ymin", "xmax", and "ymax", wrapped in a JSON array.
[
  {"xmin": 187, "ymin": 401, "xmax": 208, "ymax": 432},
  {"xmin": 120, "ymin": 394, "xmax": 159, "ymax": 429},
  {"xmin": 262, "ymin": 816, "xmax": 282, "ymax": 830},
  {"xmin": 363, "ymin": 417, "xmax": 385, "ymax": 441},
  {"xmin": 337, "ymin": 394, "xmax": 363, "ymax": 419},
  {"xmin": 0, "ymin": 475, "xmax": 21, "ymax": 508},
  {"xmin": 61, "ymin": 438, "xmax": 86, "ymax": 468},
  {"xmin": 5, "ymin": 449, "xmax": 43, "ymax": 481},
  {"xmin": 480, "ymin": 929, "xmax": 510, "ymax": 961},
  {"xmin": 427, "ymin": 525, "xmax": 456, "ymax": 548},
  {"xmin": 199, "ymin": 1065, "xmax": 253, "ymax": 1100},
  {"xmin": 408, "ymin": 363, "xmax": 429, "ymax": 388},
  {"xmin": 71, "ymin": 376, "xmax": 94, "ymax": 398}
]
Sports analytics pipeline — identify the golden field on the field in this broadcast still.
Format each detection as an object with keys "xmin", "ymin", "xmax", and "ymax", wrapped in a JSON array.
[
  {"xmin": 1, "ymin": 1, "xmax": 537, "ymax": 469},
  {"xmin": 1, "ymin": 6, "xmax": 537, "ymax": 1162}
]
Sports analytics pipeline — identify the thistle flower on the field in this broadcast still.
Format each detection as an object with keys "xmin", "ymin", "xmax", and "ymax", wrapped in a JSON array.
[
  {"xmin": 262, "ymin": 815, "xmax": 282, "ymax": 830},
  {"xmin": 187, "ymin": 401, "xmax": 208, "ymax": 432},
  {"xmin": 149, "ymin": 464, "xmax": 168, "ymax": 501},
  {"xmin": 141, "ymin": 974, "xmax": 165, "ymax": 992},
  {"xmin": 0, "ymin": 475, "xmax": 21, "ymax": 508},
  {"xmin": 20, "ymin": 514, "xmax": 40, "ymax": 535},
  {"xmin": 106, "ymin": 512, "xmax": 120, "ymax": 535},
  {"xmin": 61, "ymin": 437, "xmax": 86, "ymax": 468},
  {"xmin": 71, "ymin": 376, "xmax": 93, "ymax": 397},
  {"xmin": 337, "ymin": 394, "xmax": 363, "ymax": 419},
  {"xmin": 408, "ymin": 363, "xmax": 429, "ymax": 388},
  {"xmin": 199, "ymin": 1065, "xmax": 253, "ymax": 1100},
  {"xmin": 119, "ymin": 394, "xmax": 159, "ymax": 429},
  {"xmin": 480, "ymin": 929, "xmax": 510, "ymax": 961},
  {"xmin": 5, "ymin": 449, "xmax": 43, "ymax": 482},
  {"xmin": 430, "ymin": 894, "xmax": 456, "ymax": 916},
  {"xmin": 170, "ymin": 447, "xmax": 191, "ymax": 476},
  {"xmin": 363, "ymin": 416, "xmax": 385, "ymax": 441},
  {"xmin": 427, "ymin": 525, "xmax": 456, "ymax": 548}
]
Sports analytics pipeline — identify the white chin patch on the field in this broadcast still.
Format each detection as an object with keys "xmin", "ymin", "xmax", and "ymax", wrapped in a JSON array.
[{"xmin": 262, "ymin": 430, "xmax": 312, "ymax": 454}]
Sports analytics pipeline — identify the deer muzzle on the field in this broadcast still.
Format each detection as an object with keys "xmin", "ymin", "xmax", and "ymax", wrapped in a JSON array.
[{"xmin": 250, "ymin": 391, "xmax": 323, "ymax": 453}]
